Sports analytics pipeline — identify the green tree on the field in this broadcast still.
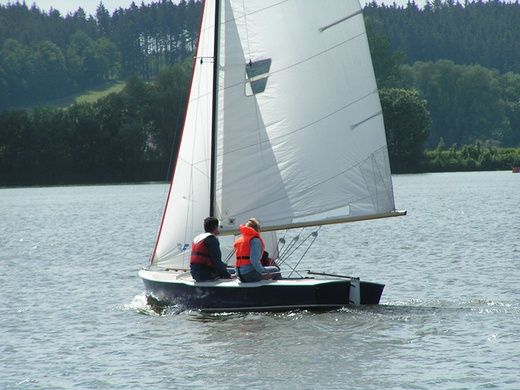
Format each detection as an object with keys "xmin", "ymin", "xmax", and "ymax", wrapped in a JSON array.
[
  {"xmin": 1, "ymin": 39, "xmax": 31, "ymax": 104},
  {"xmin": 96, "ymin": 3, "xmax": 111, "ymax": 35},
  {"xmin": 0, "ymin": 110, "xmax": 34, "ymax": 183},
  {"xmin": 149, "ymin": 60, "xmax": 192, "ymax": 160},
  {"xmin": 365, "ymin": 13, "xmax": 403, "ymax": 88},
  {"xmin": 363, "ymin": 1, "xmax": 520, "ymax": 75},
  {"xmin": 89, "ymin": 37, "xmax": 121, "ymax": 81},
  {"xmin": 402, "ymin": 60, "xmax": 508, "ymax": 147},
  {"xmin": 379, "ymin": 88, "xmax": 431, "ymax": 172},
  {"xmin": 0, "ymin": 66, "xmax": 8, "ymax": 110},
  {"xmin": 29, "ymin": 40, "xmax": 68, "ymax": 98},
  {"xmin": 66, "ymin": 31, "xmax": 94, "ymax": 87},
  {"xmin": 499, "ymin": 72, "xmax": 520, "ymax": 146},
  {"xmin": 30, "ymin": 106, "xmax": 72, "ymax": 182},
  {"xmin": 68, "ymin": 102, "xmax": 109, "ymax": 181}
]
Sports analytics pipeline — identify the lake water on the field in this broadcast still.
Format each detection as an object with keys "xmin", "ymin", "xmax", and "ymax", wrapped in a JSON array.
[{"xmin": 1, "ymin": 171, "xmax": 519, "ymax": 389}]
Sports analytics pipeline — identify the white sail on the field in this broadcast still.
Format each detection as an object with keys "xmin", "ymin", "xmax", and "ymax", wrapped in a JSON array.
[
  {"xmin": 152, "ymin": 0, "xmax": 399, "ymax": 267},
  {"xmin": 215, "ymin": 0, "xmax": 397, "ymax": 232},
  {"xmin": 151, "ymin": 0, "xmax": 216, "ymax": 268}
]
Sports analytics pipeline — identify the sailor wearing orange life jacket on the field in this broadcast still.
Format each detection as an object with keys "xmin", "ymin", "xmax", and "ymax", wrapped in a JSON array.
[
  {"xmin": 190, "ymin": 217, "xmax": 232, "ymax": 282},
  {"xmin": 234, "ymin": 218, "xmax": 280, "ymax": 282}
]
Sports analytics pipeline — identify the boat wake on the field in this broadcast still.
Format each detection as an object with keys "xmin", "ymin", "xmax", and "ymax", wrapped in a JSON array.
[
  {"xmin": 377, "ymin": 298, "xmax": 519, "ymax": 317},
  {"xmin": 124, "ymin": 292, "xmax": 187, "ymax": 316}
]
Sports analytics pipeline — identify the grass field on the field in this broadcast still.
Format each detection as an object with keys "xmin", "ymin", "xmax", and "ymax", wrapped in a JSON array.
[{"xmin": 42, "ymin": 80, "xmax": 126, "ymax": 108}]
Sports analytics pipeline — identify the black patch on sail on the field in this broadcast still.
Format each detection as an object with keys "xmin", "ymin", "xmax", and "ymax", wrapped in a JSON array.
[{"xmin": 246, "ymin": 58, "xmax": 271, "ymax": 95}]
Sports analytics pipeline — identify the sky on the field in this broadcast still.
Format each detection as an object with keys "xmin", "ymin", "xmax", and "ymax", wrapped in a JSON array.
[
  {"xmin": 0, "ymin": 0, "xmax": 428, "ymax": 17},
  {"xmin": 0, "ymin": 0, "xmax": 156, "ymax": 16}
]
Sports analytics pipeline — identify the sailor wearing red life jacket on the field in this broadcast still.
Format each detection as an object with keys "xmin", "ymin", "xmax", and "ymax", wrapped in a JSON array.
[
  {"xmin": 234, "ymin": 218, "xmax": 280, "ymax": 282},
  {"xmin": 190, "ymin": 217, "xmax": 232, "ymax": 282}
]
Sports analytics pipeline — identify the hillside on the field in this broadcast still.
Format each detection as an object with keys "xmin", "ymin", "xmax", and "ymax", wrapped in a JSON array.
[{"xmin": 0, "ymin": 0, "xmax": 201, "ymax": 112}]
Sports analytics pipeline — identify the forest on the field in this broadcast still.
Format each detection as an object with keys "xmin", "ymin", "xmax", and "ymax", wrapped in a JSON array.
[
  {"xmin": 2, "ymin": 0, "xmax": 520, "ymax": 186},
  {"xmin": 0, "ymin": 0, "xmax": 201, "ymax": 110},
  {"xmin": 0, "ymin": 61, "xmax": 191, "ymax": 185}
]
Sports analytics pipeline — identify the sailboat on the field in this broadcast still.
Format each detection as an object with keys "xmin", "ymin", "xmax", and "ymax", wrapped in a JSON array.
[{"xmin": 139, "ymin": 0, "xmax": 405, "ymax": 312}]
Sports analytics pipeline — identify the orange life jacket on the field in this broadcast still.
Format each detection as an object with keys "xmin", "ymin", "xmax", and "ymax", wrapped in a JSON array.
[
  {"xmin": 234, "ymin": 225, "xmax": 265, "ymax": 267},
  {"xmin": 190, "ymin": 233, "xmax": 213, "ymax": 267}
]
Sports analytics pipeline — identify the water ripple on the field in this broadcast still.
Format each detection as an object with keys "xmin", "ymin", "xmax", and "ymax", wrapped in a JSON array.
[{"xmin": 1, "ymin": 174, "xmax": 520, "ymax": 389}]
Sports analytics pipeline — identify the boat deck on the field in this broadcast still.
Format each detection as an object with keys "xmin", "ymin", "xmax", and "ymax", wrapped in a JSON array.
[{"xmin": 139, "ymin": 269, "xmax": 346, "ymax": 288}]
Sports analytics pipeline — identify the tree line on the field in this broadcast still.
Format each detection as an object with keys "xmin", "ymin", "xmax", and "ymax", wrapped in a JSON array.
[
  {"xmin": 364, "ymin": 0, "xmax": 520, "ymax": 75},
  {"xmin": 401, "ymin": 60, "xmax": 520, "ymax": 148},
  {"xmin": 3, "ymin": 0, "xmax": 520, "ymax": 185},
  {"xmin": 0, "ymin": 60, "xmax": 191, "ymax": 186},
  {"xmin": 0, "ymin": 19, "xmax": 433, "ymax": 184},
  {"xmin": 365, "ymin": 1, "xmax": 520, "ymax": 151},
  {"xmin": 0, "ymin": 0, "xmax": 201, "ymax": 111},
  {"xmin": 426, "ymin": 141, "xmax": 520, "ymax": 172}
]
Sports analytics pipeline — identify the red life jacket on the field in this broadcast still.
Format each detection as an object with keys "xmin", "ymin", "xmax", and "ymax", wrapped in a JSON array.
[
  {"xmin": 234, "ymin": 225, "xmax": 265, "ymax": 267},
  {"xmin": 190, "ymin": 233, "xmax": 213, "ymax": 267}
]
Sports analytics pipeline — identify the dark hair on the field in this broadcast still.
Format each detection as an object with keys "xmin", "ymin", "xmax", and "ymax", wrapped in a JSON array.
[{"xmin": 204, "ymin": 217, "xmax": 219, "ymax": 233}]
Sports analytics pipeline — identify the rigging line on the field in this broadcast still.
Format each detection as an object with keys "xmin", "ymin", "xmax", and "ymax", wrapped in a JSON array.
[
  {"xmin": 241, "ymin": 0, "xmax": 264, "ymax": 157},
  {"xmin": 242, "ymin": 0, "xmax": 251, "ymax": 59},
  {"xmin": 279, "ymin": 233, "xmax": 312, "ymax": 265},
  {"xmin": 224, "ymin": 248, "xmax": 235, "ymax": 264},
  {"xmin": 221, "ymin": 88, "xmax": 378, "ymax": 157},
  {"xmin": 261, "ymin": 31, "xmax": 365, "ymax": 81},
  {"xmin": 278, "ymin": 231, "xmax": 314, "ymax": 266},
  {"xmin": 287, "ymin": 229, "xmax": 320, "ymax": 278},
  {"xmin": 359, "ymin": 150, "xmax": 394, "ymax": 212},
  {"xmin": 359, "ymin": 155, "xmax": 379, "ymax": 214},
  {"xmin": 278, "ymin": 229, "xmax": 303, "ymax": 261},
  {"xmin": 187, "ymin": 32, "xmax": 366, "ymax": 105},
  {"xmin": 221, "ymin": 0, "xmax": 289, "ymax": 25},
  {"xmin": 226, "ymin": 146, "xmax": 388, "ymax": 219},
  {"xmin": 177, "ymin": 156, "xmax": 210, "ymax": 178},
  {"xmin": 276, "ymin": 237, "xmax": 287, "ymax": 258},
  {"xmin": 278, "ymin": 238, "xmax": 298, "ymax": 264},
  {"xmin": 217, "ymin": 31, "xmax": 366, "ymax": 98},
  {"xmin": 373, "ymin": 149, "xmax": 395, "ymax": 204},
  {"xmin": 280, "ymin": 235, "xmax": 316, "ymax": 278}
]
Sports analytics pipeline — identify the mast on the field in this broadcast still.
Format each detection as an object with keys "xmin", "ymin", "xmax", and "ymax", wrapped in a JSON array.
[{"xmin": 210, "ymin": 0, "xmax": 220, "ymax": 217}]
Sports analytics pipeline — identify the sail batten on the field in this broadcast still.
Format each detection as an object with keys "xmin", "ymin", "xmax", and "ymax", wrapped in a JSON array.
[
  {"xmin": 213, "ymin": 31, "xmax": 367, "ymax": 96},
  {"xmin": 216, "ymin": 90, "xmax": 381, "ymax": 157},
  {"xmin": 216, "ymin": 147, "xmax": 393, "ymax": 217},
  {"xmin": 319, "ymin": 9, "xmax": 364, "ymax": 32}
]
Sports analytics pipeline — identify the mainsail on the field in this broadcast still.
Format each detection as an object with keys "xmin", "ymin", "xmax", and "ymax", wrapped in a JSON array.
[
  {"xmin": 152, "ymin": 0, "xmax": 399, "ymax": 268},
  {"xmin": 216, "ymin": 0, "xmax": 397, "ymax": 232}
]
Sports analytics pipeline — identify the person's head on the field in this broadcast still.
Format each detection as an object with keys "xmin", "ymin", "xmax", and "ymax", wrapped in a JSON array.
[
  {"xmin": 245, "ymin": 218, "xmax": 261, "ymax": 232},
  {"xmin": 204, "ymin": 217, "xmax": 220, "ymax": 235}
]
